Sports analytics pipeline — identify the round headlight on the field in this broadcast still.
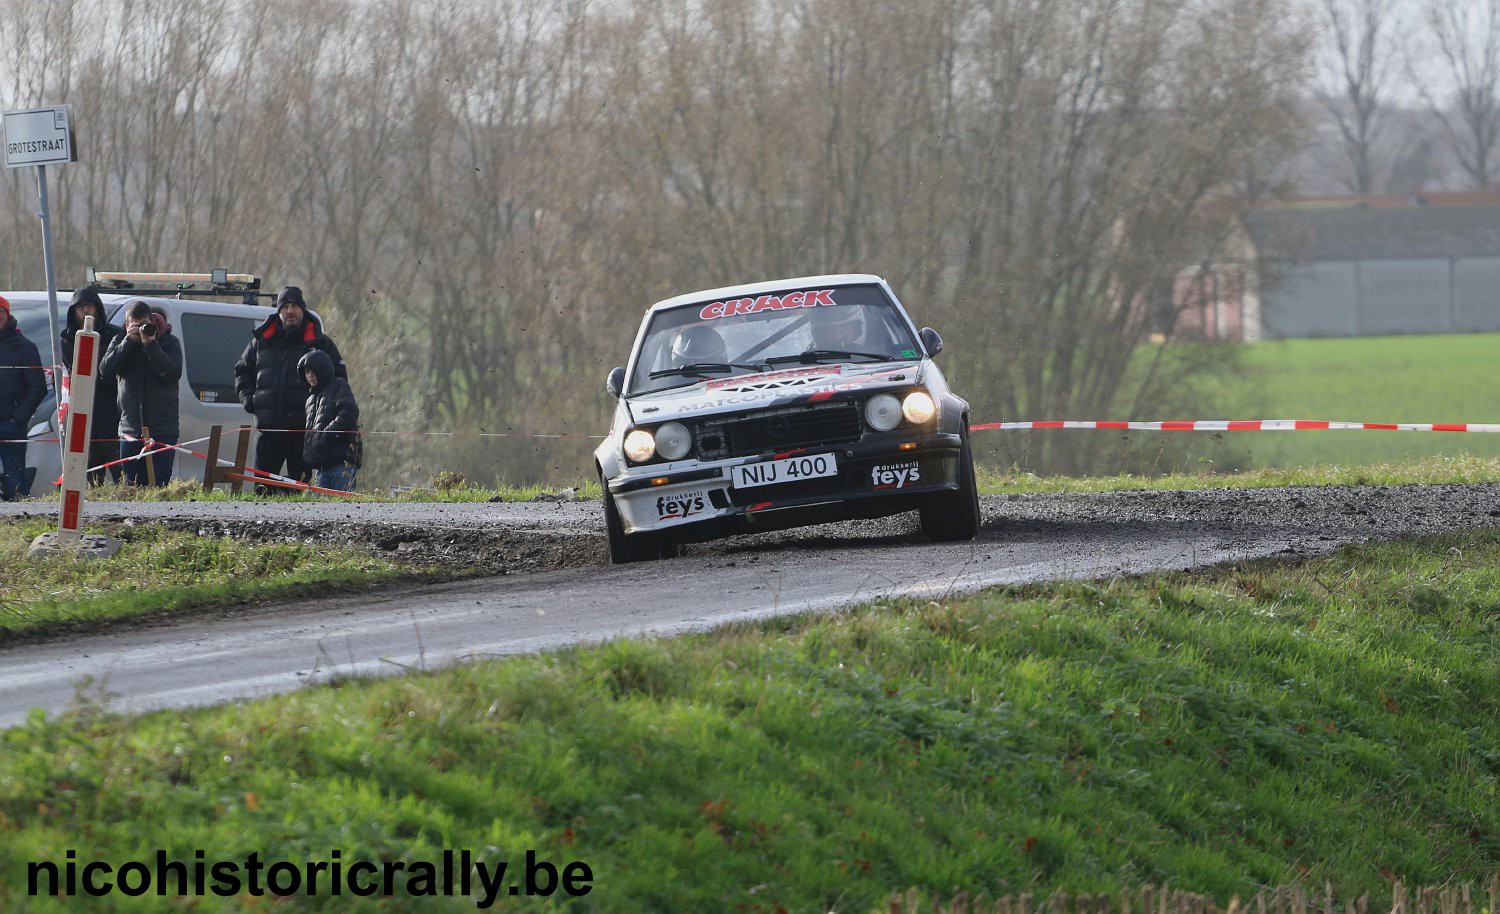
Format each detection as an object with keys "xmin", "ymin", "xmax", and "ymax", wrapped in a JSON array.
[
  {"xmin": 865, "ymin": 393, "xmax": 902, "ymax": 432},
  {"xmin": 655, "ymin": 422, "xmax": 692, "ymax": 461},
  {"xmin": 623, "ymin": 428, "xmax": 656, "ymax": 462},
  {"xmin": 902, "ymin": 390, "xmax": 937, "ymax": 424}
]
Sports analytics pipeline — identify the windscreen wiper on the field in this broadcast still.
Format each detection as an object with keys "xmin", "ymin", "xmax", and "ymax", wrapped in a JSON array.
[
  {"xmin": 648, "ymin": 361, "xmax": 767, "ymax": 379},
  {"xmin": 764, "ymin": 350, "xmax": 897, "ymax": 365}
]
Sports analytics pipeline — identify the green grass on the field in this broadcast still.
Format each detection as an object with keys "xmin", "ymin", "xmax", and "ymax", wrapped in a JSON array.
[
  {"xmin": 2, "ymin": 534, "xmax": 1495, "ymax": 912},
  {"xmin": 977, "ymin": 455, "xmax": 1500, "ymax": 493},
  {"xmin": 0, "ymin": 519, "xmax": 434, "ymax": 639},
  {"xmin": 1199, "ymin": 333, "xmax": 1500, "ymax": 468}
]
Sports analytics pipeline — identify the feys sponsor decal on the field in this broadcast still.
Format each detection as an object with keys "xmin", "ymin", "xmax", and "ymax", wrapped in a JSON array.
[
  {"xmin": 870, "ymin": 461, "xmax": 922, "ymax": 489},
  {"xmin": 655, "ymin": 489, "xmax": 711, "ymax": 522},
  {"xmin": 699, "ymin": 289, "xmax": 837, "ymax": 320}
]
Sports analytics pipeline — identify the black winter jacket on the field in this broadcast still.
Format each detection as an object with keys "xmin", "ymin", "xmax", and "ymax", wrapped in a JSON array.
[
  {"xmin": 61, "ymin": 304, "xmax": 123, "ymax": 437},
  {"xmin": 0, "ymin": 317, "xmax": 46, "ymax": 426},
  {"xmin": 298, "ymin": 349, "xmax": 361, "ymax": 468},
  {"xmin": 100, "ymin": 328, "xmax": 183, "ymax": 439},
  {"xmin": 234, "ymin": 313, "xmax": 345, "ymax": 430}
]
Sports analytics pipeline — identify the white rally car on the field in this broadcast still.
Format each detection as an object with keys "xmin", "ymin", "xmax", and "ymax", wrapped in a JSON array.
[{"xmin": 594, "ymin": 274, "xmax": 980, "ymax": 563}]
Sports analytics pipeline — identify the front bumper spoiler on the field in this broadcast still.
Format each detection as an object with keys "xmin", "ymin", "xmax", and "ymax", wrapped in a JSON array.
[{"xmin": 608, "ymin": 432, "xmax": 962, "ymax": 537}]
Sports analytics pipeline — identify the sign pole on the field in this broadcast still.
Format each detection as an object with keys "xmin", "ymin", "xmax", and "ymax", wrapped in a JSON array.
[
  {"xmin": 35, "ymin": 163, "xmax": 64, "ymax": 463},
  {"xmin": 4, "ymin": 105, "xmax": 77, "ymax": 467}
]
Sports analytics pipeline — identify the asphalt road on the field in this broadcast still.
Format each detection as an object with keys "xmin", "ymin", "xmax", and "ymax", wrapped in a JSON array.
[{"xmin": 3, "ymin": 484, "xmax": 1497, "ymax": 728}]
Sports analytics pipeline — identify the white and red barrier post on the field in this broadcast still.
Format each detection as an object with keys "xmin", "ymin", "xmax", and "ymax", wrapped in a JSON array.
[{"xmin": 57, "ymin": 315, "xmax": 99, "ymax": 543}]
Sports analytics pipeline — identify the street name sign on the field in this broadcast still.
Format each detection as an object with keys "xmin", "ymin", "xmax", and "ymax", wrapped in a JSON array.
[{"xmin": 3, "ymin": 105, "xmax": 77, "ymax": 168}]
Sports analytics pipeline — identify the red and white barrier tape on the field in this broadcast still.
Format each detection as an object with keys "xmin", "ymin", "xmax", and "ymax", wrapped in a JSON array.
[
  {"xmin": 967, "ymin": 419, "xmax": 1500, "ymax": 433},
  {"xmin": 11, "ymin": 418, "xmax": 1500, "ymax": 449},
  {"xmin": 1, "ymin": 428, "xmax": 608, "ymax": 444}
]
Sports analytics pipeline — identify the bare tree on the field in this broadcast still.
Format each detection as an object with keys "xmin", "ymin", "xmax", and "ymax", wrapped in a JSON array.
[
  {"xmin": 1316, "ymin": 0, "xmax": 1406, "ymax": 193},
  {"xmin": 0, "ymin": 0, "xmax": 1314, "ymax": 483},
  {"xmin": 1422, "ymin": 0, "xmax": 1500, "ymax": 188}
]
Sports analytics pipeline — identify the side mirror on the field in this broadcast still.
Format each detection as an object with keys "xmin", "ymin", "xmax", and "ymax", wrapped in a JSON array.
[
  {"xmin": 605, "ymin": 366, "xmax": 626, "ymax": 398},
  {"xmin": 919, "ymin": 327, "xmax": 944, "ymax": 357}
]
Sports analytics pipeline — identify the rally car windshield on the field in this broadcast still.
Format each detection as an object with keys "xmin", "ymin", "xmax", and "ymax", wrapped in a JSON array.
[{"xmin": 628, "ymin": 284, "xmax": 921, "ymax": 395}]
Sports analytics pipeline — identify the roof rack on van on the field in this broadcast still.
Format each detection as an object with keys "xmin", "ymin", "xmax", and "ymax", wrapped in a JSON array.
[{"xmin": 83, "ymin": 268, "xmax": 273, "ymax": 306}]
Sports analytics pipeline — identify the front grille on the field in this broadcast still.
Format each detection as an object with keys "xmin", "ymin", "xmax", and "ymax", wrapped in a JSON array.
[{"xmin": 699, "ymin": 401, "xmax": 862, "ymax": 460}]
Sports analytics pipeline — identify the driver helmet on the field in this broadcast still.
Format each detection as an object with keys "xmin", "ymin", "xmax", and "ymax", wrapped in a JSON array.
[
  {"xmin": 671, "ymin": 325, "xmax": 728, "ymax": 366},
  {"xmin": 809, "ymin": 306, "xmax": 864, "ymax": 349}
]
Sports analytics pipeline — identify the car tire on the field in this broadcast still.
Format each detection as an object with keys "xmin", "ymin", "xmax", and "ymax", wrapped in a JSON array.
[
  {"xmin": 920, "ymin": 435, "xmax": 980, "ymax": 542},
  {"xmin": 602, "ymin": 482, "xmax": 666, "ymax": 563}
]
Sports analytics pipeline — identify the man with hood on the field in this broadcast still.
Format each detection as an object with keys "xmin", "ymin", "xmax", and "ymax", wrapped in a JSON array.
[
  {"xmin": 298, "ymin": 349, "xmax": 361, "ymax": 492},
  {"xmin": 61, "ymin": 286, "xmax": 124, "ymax": 483},
  {"xmin": 0, "ymin": 295, "xmax": 46, "ymax": 500},
  {"xmin": 101, "ymin": 300, "xmax": 183, "ymax": 486},
  {"xmin": 233, "ymin": 285, "xmax": 345, "ymax": 490}
]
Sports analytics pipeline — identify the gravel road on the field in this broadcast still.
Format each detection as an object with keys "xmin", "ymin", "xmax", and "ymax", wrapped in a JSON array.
[{"xmin": 2, "ymin": 484, "xmax": 1497, "ymax": 727}]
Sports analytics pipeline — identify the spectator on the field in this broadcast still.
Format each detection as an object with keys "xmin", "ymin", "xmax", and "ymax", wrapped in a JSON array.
[
  {"xmin": 0, "ymin": 295, "xmax": 46, "ymax": 501},
  {"xmin": 298, "ymin": 349, "xmax": 361, "ymax": 492},
  {"xmin": 61, "ymin": 286, "xmax": 124, "ymax": 484},
  {"xmin": 234, "ymin": 286, "xmax": 345, "ymax": 492},
  {"xmin": 101, "ymin": 300, "xmax": 182, "ymax": 486}
]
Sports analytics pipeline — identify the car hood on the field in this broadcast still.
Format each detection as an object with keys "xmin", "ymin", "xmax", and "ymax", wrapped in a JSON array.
[{"xmin": 625, "ymin": 361, "xmax": 923, "ymax": 424}]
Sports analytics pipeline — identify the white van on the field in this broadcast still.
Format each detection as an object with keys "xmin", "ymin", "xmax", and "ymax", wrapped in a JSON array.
[{"xmin": 5, "ymin": 271, "xmax": 314, "ymax": 492}]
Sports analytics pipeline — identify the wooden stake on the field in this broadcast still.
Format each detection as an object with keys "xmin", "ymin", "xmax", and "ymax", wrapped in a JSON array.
[
  {"xmin": 142, "ymin": 425, "xmax": 157, "ymax": 486},
  {"xmin": 230, "ymin": 424, "xmax": 251, "ymax": 494},
  {"xmin": 203, "ymin": 425, "xmax": 223, "ymax": 492}
]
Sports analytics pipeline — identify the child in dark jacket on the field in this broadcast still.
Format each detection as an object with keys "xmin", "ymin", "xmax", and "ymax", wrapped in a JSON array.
[{"xmin": 297, "ymin": 349, "xmax": 361, "ymax": 492}]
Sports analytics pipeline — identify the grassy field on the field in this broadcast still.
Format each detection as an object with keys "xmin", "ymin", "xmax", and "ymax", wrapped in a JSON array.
[
  {"xmin": 0, "ymin": 518, "xmax": 436, "ymax": 640},
  {"xmin": 2, "ymin": 533, "xmax": 1495, "ymax": 912},
  {"xmin": 979, "ymin": 455, "xmax": 1500, "ymax": 493},
  {"xmin": 1194, "ymin": 333, "xmax": 1500, "ymax": 469}
]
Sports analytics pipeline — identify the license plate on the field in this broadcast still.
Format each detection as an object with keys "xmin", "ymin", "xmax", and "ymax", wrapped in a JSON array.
[{"xmin": 730, "ymin": 453, "xmax": 838, "ymax": 489}]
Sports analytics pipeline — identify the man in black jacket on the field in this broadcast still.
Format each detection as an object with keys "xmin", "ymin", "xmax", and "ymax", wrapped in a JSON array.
[
  {"xmin": 233, "ymin": 285, "xmax": 345, "ymax": 491},
  {"xmin": 0, "ymin": 295, "xmax": 47, "ymax": 500},
  {"xmin": 101, "ymin": 300, "xmax": 183, "ymax": 486},
  {"xmin": 298, "ymin": 349, "xmax": 361, "ymax": 492},
  {"xmin": 61, "ymin": 287, "xmax": 125, "ymax": 484}
]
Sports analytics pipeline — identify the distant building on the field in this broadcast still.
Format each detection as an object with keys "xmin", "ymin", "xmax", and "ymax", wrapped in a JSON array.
[
  {"xmin": 1157, "ymin": 191, "xmax": 1500, "ymax": 341},
  {"xmin": 1241, "ymin": 191, "xmax": 1500, "ymax": 340}
]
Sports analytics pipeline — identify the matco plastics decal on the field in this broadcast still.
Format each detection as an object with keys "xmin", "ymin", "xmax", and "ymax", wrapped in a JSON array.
[
  {"xmin": 870, "ymin": 461, "xmax": 922, "ymax": 490},
  {"xmin": 698, "ymin": 289, "xmax": 837, "ymax": 320}
]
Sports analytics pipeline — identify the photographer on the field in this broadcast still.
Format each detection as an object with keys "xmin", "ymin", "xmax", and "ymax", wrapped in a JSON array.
[{"xmin": 100, "ymin": 300, "xmax": 182, "ymax": 486}]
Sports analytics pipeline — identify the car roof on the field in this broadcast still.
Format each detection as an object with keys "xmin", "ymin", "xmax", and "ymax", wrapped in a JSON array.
[
  {"xmin": 645, "ymin": 273, "xmax": 890, "ymax": 314},
  {"xmin": 0, "ymin": 291, "xmax": 278, "ymax": 319}
]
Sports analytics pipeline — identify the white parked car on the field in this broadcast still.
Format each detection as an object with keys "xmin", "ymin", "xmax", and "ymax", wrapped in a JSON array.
[
  {"xmin": 595, "ymin": 274, "xmax": 980, "ymax": 563},
  {"xmin": 5, "ymin": 271, "xmax": 307, "ymax": 491}
]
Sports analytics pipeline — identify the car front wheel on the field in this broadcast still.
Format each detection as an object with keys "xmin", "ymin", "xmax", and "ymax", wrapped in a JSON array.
[
  {"xmin": 602, "ymin": 481, "xmax": 668, "ymax": 563},
  {"xmin": 919, "ymin": 436, "xmax": 980, "ymax": 542}
]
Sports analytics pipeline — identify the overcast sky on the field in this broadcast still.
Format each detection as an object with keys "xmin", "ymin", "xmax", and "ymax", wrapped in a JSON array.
[{"xmin": 1311, "ymin": 0, "xmax": 1496, "ymax": 105}]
